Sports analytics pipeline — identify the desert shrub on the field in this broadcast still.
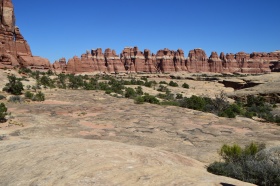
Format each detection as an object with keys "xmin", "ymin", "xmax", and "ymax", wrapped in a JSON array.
[
  {"xmin": 3, "ymin": 75, "xmax": 24, "ymax": 95},
  {"xmin": 18, "ymin": 67, "xmax": 32, "ymax": 75},
  {"xmin": 182, "ymin": 83, "xmax": 190, "ymax": 89},
  {"xmin": 141, "ymin": 94, "xmax": 160, "ymax": 104},
  {"xmin": 159, "ymin": 81, "xmax": 168, "ymax": 84},
  {"xmin": 46, "ymin": 69, "xmax": 54, "ymax": 76},
  {"xmin": 32, "ymin": 91, "xmax": 45, "ymax": 102},
  {"xmin": 238, "ymin": 95, "xmax": 280, "ymax": 124},
  {"xmin": 179, "ymin": 95, "xmax": 207, "ymax": 111},
  {"xmin": 24, "ymin": 91, "xmax": 34, "ymax": 99},
  {"xmin": 135, "ymin": 86, "xmax": 143, "ymax": 95},
  {"xmin": 8, "ymin": 95, "xmax": 23, "ymax": 103},
  {"xmin": 144, "ymin": 80, "xmax": 156, "ymax": 88},
  {"xmin": 105, "ymin": 89, "xmax": 112, "ymax": 94},
  {"xmin": 134, "ymin": 96, "xmax": 144, "ymax": 104},
  {"xmin": 130, "ymin": 78, "xmax": 144, "ymax": 86},
  {"xmin": 0, "ymin": 103, "xmax": 8, "ymax": 123},
  {"xmin": 0, "ymin": 95, "xmax": 6, "ymax": 100},
  {"xmin": 169, "ymin": 81, "xmax": 179, "ymax": 87},
  {"xmin": 207, "ymin": 143, "xmax": 280, "ymax": 186},
  {"xmin": 31, "ymin": 71, "xmax": 40, "ymax": 80},
  {"xmin": 157, "ymin": 85, "xmax": 169, "ymax": 92},
  {"xmin": 218, "ymin": 104, "xmax": 243, "ymax": 118},
  {"xmin": 57, "ymin": 74, "xmax": 67, "ymax": 89},
  {"xmin": 124, "ymin": 87, "xmax": 136, "ymax": 98},
  {"xmin": 176, "ymin": 93, "xmax": 183, "ymax": 99},
  {"xmin": 160, "ymin": 101, "xmax": 180, "ymax": 106},
  {"xmin": 40, "ymin": 75, "xmax": 55, "ymax": 88},
  {"xmin": 157, "ymin": 93, "xmax": 168, "ymax": 99},
  {"xmin": 68, "ymin": 74, "xmax": 84, "ymax": 89}
]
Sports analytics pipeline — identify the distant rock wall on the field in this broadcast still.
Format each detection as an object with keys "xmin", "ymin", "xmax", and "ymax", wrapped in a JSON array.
[
  {"xmin": 55, "ymin": 47, "xmax": 280, "ymax": 74},
  {"xmin": 2, "ymin": 0, "xmax": 279, "ymax": 74},
  {"xmin": 0, "ymin": 0, "xmax": 51, "ymax": 70}
]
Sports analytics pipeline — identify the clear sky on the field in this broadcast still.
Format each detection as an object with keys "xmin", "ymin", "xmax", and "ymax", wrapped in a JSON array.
[{"xmin": 12, "ymin": 0, "xmax": 280, "ymax": 63}]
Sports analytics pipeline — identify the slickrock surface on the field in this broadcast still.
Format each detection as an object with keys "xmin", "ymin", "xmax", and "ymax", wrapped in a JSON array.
[
  {"xmin": 1, "ymin": 89, "xmax": 280, "ymax": 164},
  {"xmin": 0, "ymin": 138, "xmax": 255, "ymax": 186},
  {"xmin": 2, "ymin": 70, "xmax": 280, "ymax": 185}
]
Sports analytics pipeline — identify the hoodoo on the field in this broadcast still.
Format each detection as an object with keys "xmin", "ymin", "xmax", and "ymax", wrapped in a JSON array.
[{"xmin": 54, "ymin": 47, "xmax": 280, "ymax": 74}]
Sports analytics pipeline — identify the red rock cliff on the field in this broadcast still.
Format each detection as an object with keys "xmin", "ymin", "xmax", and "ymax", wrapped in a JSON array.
[
  {"xmin": 0, "ymin": 0, "xmax": 51, "ymax": 70},
  {"xmin": 57, "ymin": 47, "xmax": 280, "ymax": 74}
]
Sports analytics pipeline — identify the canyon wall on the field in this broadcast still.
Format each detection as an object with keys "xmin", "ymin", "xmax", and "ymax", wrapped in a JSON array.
[
  {"xmin": 54, "ymin": 47, "xmax": 280, "ymax": 74},
  {"xmin": 0, "ymin": 0, "xmax": 51, "ymax": 70}
]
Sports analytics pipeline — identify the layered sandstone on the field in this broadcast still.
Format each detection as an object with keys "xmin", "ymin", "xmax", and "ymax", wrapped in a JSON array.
[
  {"xmin": 57, "ymin": 47, "xmax": 280, "ymax": 74},
  {"xmin": 0, "ymin": 0, "xmax": 51, "ymax": 70},
  {"xmin": 186, "ymin": 48, "xmax": 209, "ymax": 72}
]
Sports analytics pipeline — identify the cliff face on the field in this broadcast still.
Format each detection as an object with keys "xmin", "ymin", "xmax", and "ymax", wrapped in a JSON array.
[
  {"xmin": 0, "ymin": 0, "xmax": 50, "ymax": 70},
  {"xmin": 55, "ymin": 47, "xmax": 280, "ymax": 74}
]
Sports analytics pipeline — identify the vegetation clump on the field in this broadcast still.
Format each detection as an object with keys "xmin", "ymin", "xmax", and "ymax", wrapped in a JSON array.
[
  {"xmin": 168, "ymin": 81, "xmax": 179, "ymax": 87},
  {"xmin": 3, "ymin": 75, "xmax": 24, "ymax": 95},
  {"xmin": 207, "ymin": 143, "xmax": 280, "ymax": 186},
  {"xmin": 182, "ymin": 83, "xmax": 190, "ymax": 89},
  {"xmin": 0, "ymin": 103, "xmax": 8, "ymax": 123}
]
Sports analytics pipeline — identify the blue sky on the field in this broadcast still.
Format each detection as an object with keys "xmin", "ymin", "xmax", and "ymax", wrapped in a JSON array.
[{"xmin": 13, "ymin": 0, "xmax": 280, "ymax": 63}]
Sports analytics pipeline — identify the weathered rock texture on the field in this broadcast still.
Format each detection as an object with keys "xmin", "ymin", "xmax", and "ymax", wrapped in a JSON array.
[
  {"xmin": 56, "ymin": 47, "xmax": 280, "ymax": 74},
  {"xmin": 0, "ymin": 0, "xmax": 51, "ymax": 70}
]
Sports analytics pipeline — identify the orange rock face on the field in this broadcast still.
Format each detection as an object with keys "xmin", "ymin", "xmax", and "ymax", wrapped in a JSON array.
[
  {"xmin": 57, "ymin": 47, "xmax": 280, "ymax": 74},
  {"xmin": 0, "ymin": 0, "xmax": 51, "ymax": 70}
]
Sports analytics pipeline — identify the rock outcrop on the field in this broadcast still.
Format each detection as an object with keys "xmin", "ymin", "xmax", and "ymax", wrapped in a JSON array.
[
  {"xmin": 56, "ymin": 47, "xmax": 280, "ymax": 74},
  {"xmin": 0, "ymin": 0, "xmax": 51, "ymax": 70}
]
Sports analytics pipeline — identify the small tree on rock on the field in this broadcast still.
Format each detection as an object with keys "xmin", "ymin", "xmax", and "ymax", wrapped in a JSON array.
[
  {"xmin": 0, "ymin": 103, "xmax": 8, "ymax": 123},
  {"xmin": 3, "ymin": 75, "xmax": 24, "ymax": 95}
]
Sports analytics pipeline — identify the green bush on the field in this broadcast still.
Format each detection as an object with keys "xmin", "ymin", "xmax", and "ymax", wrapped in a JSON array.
[
  {"xmin": 160, "ymin": 101, "xmax": 180, "ymax": 106},
  {"xmin": 157, "ymin": 85, "xmax": 169, "ymax": 92},
  {"xmin": 32, "ymin": 91, "xmax": 45, "ymax": 102},
  {"xmin": 134, "ymin": 96, "xmax": 144, "ymax": 104},
  {"xmin": 18, "ymin": 67, "xmax": 32, "ymax": 75},
  {"xmin": 135, "ymin": 86, "xmax": 143, "ymax": 95},
  {"xmin": 159, "ymin": 81, "xmax": 168, "ymax": 84},
  {"xmin": 3, "ymin": 75, "xmax": 24, "ymax": 95},
  {"xmin": 179, "ymin": 95, "xmax": 207, "ymax": 111},
  {"xmin": 207, "ymin": 143, "xmax": 280, "ymax": 186},
  {"xmin": 142, "ymin": 94, "xmax": 160, "ymax": 104},
  {"xmin": 24, "ymin": 91, "xmax": 34, "ymax": 99},
  {"xmin": 0, "ymin": 95, "xmax": 6, "ymax": 100},
  {"xmin": 182, "ymin": 83, "xmax": 190, "ymax": 89},
  {"xmin": 40, "ymin": 75, "xmax": 55, "ymax": 88},
  {"xmin": 169, "ymin": 81, "xmax": 179, "ymax": 87},
  {"xmin": 176, "ymin": 93, "xmax": 183, "ymax": 99},
  {"xmin": 68, "ymin": 75, "xmax": 84, "ymax": 89},
  {"xmin": 124, "ymin": 87, "xmax": 136, "ymax": 98},
  {"xmin": 0, "ymin": 103, "xmax": 8, "ymax": 123},
  {"xmin": 8, "ymin": 95, "xmax": 23, "ymax": 103}
]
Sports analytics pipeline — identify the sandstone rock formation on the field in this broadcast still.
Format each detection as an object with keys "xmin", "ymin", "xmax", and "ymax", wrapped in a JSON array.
[
  {"xmin": 0, "ymin": 0, "xmax": 51, "ymax": 70},
  {"xmin": 186, "ymin": 48, "xmax": 209, "ymax": 72},
  {"xmin": 53, "ymin": 58, "xmax": 67, "ymax": 73},
  {"xmin": 57, "ymin": 47, "xmax": 280, "ymax": 74}
]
